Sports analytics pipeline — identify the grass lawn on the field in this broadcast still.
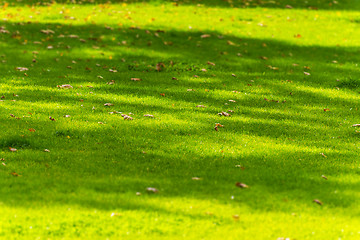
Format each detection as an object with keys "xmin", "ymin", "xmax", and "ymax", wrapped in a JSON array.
[{"xmin": 1, "ymin": 0, "xmax": 360, "ymax": 239}]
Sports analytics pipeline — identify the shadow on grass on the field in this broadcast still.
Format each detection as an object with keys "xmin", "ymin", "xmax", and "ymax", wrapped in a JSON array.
[{"xmin": 0, "ymin": 20, "xmax": 360, "ymax": 214}]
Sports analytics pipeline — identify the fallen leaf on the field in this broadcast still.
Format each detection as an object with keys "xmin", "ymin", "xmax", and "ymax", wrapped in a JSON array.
[
  {"xmin": 1, "ymin": 162, "xmax": 5, "ymax": 166},
  {"xmin": 44, "ymin": 149, "xmax": 51, "ymax": 152},
  {"xmin": 64, "ymin": 115, "xmax": 71, "ymax": 118},
  {"xmin": 146, "ymin": 187, "xmax": 159, "ymax": 193},
  {"xmin": 172, "ymin": 77, "xmax": 178, "ymax": 80},
  {"xmin": 9, "ymin": 147, "xmax": 17, "ymax": 152},
  {"xmin": 11, "ymin": 172, "xmax": 21, "ymax": 177},
  {"xmin": 57, "ymin": 84, "xmax": 73, "ymax": 89},
  {"xmin": 29, "ymin": 128, "xmax": 36, "ymax": 132},
  {"xmin": 110, "ymin": 212, "xmax": 122, "ymax": 217},
  {"xmin": 192, "ymin": 177, "xmax": 202, "ymax": 180},
  {"xmin": 156, "ymin": 62, "xmax": 165, "ymax": 71},
  {"xmin": 131, "ymin": 78, "xmax": 142, "ymax": 81},
  {"xmin": 104, "ymin": 103, "xmax": 114, "ymax": 106},
  {"xmin": 196, "ymin": 105, "xmax": 206, "ymax": 108},
  {"xmin": 144, "ymin": 114, "xmax": 154, "ymax": 118},
  {"xmin": 136, "ymin": 192, "xmax": 141, "ymax": 196},
  {"xmin": 201, "ymin": 34, "xmax": 211, "ymax": 38},
  {"xmin": 40, "ymin": 29, "xmax": 55, "ymax": 35},
  {"xmin": 215, "ymin": 123, "xmax": 224, "ymax": 127},
  {"xmin": 304, "ymin": 72, "xmax": 311, "ymax": 76},
  {"xmin": 235, "ymin": 182, "xmax": 249, "ymax": 188},
  {"xmin": 218, "ymin": 112, "xmax": 231, "ymax": 116},
  {"xmin": 321, "ymin": 175, "xmax": 328, "ymax": 180},
  {"xmin": 49, "ymin": 116, "xmax": 55, "ymax": 121},
  {"xmin": 324, "ymin": 108, "xmax": 330, "ymax": 112},
  {"xmin": 214, "ymin": 126, "xmax": 218, "ymax": 131},
  {"xmin": 207, "ymin": 61, "xmax": 215, "ymax": 66},
  {"xmin": 352, "ymin": 124, "xmax": 360, "ymax": 127},
  {"xmin": 228, "ymin": 100, "xmax": 236, "ymax": 102},
  {"xmin": 320, "ymin": 152, "xmax": 327, "ymax": 158},
  {"xmin": 313, "ymin": 199, "xmax": 323, "ymax": 205},
  {"xmin": 285, "ymin": 5, "xmax": 293, "ymax": 8},
  {"xmin": 107, "ymin": 80, "xmax": 115, "ymax": 85},
  {"xmin": 16, "ymin": 67, "xmax": 29, "ymax": 71},
  {"xmin": 232, "ymin": 73, "xmax": 237, "ymax": 77},
  {"xmin": 123, "ymin": 115, "xmax": 133, "ymax": 120},
  {"xmin": 232, "ymin": 215, "xmax": 240, "ymax": 220},
  {"xmin": 160, "ymin": 93, "xmax": 165, "ymax": 96},
  {"xmin": 227, "ymin": 40, "xmax": 236, "ymax": 46}
]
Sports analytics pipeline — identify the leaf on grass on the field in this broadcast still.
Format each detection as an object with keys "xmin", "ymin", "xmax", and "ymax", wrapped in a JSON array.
[
  {"xmin": 44, "ymin": 149, "xmax": 50, "ymax": 152},
  {"xmin": 131, "ymin": 78, "xmax": 142, "ymax": 81},
  {"xmin": 207, "ymin": 61, "xmax": 215, "ymax": 66},
  {"xmin": 9, "ymin": 147, "xmax": 17, "ymax": 152},
  {"xmin": 40, "ymin": 29, "xmax": 55, "ymax": 35},
  {"xmin": 320, "ymin": 152, "xmax": 327, "ymax": 158},
  {"xmin": 11, "ymin": 172, "xmax": 21, "ymax": 177},
  {"xmin": 324, "ymin": 108, "xmax": 330, "ymax": 112},
  {"xmin": 196, "ymin": 105, "xmax": 206, "ymax": 108},
  {"xmin": 146, "ymin": 187, "xmax": 159, "ymax": 193},
  {"xmin": 16, "ymin": 67, "xmax": 28, "ymax": 71},
  {"xmin": 228, "ymin": 100, "xmax": 236, "ymax": 102},
  {"xmin": 156, "ymin": 62, "xmax": 165, "ymax": 71},
  {"xmin": 313, "ymin": 199, "xmax": 323, "ymax": 205},
  {"xmin": 136, "ymin": 192, "xmax": 141, "ymax": 196},
  {"xmin": 49, "ymin": 116, "xmax": 55, "ymax": 121},
  {"xmin": 104, "ymin": 103, "xmax": 114, "ymax": 106},
  {"xmin": 110, "ymin": 212, "xmax": 122, "ymax": 217},
  {"xmin": 192, "ymin": 177, "xmax": 202, "ymax": 180},
  {"xmin": 172, "ymin": 77, "xmax": 178, "ymax": 80},
  {"xmin": 235, "ymin": 182, "xmax": 249, "ymax": 188},
  {"xmin": 227, "ymin": 40, "xmax": 236, "ymax": 46},
  {"xmin": 144, "ymin": 114, "xmax": 154, "ymax": 118},
  {"xmin": 215, "ymin": 123, "xmax": 224, "ymax": 127},
  {"xmin": 218, "ymin": 112, "xmax": 231, "ymax": 116},
  {"xmin": 57, "ymin": 84, "xmax": 73, "ymax": 89},
  {"xmin": 107, "ymin": 80, "xmax": 115, "ymax": 85},
  {"xmin": 232, "ymin": 215, "xmax": 240, "ymax": 220},
  {"xmin": 304, "ymin": 72, "xmax": 311, "ymax": 76},
  {"xmin": 1, "ymin": 162, "xmax": 5, "ymax": 166},
  {"xmin": 201, "ymin": 34, "xmax": 211, "ymax": 38},
  {"xmin": 64, "ymin": 115, "xmax": 71, "ymax": 118},
  {"xmin": 123, "ymin": 115, "xmax": 133, "ymax": 120},
  {"xmin": 29, "ymin": 128, "xmax": 36, "ymax": 132},
  {"xmin": 160, "ymin": 93, "xmax": 166, "ymax": 96},
  {"xmin": 352, "ymin": 124, "xmax": 360, "ymax": 127},
  {"xmin": 321, "ymin": 175, "xmax": 328, "ymax": 180},
  {"xmin": 214, "ymin": 126, "xmax": 218, "ymax": 131}
]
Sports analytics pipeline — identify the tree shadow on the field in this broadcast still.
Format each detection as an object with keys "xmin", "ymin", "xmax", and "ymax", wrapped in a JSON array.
[{"xmin": 1, "ymin": 20, "xmax": 360, "ymax": 215}]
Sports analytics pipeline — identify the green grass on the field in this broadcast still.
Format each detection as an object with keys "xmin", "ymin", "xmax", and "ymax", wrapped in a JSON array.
[{"xmin": 1, "ymin": 0, "xmax": 360, "ymax": 239}]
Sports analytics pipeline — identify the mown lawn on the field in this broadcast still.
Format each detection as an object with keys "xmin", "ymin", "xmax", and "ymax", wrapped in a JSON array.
[{"xmin": 0, "ymin": 0, "xmax": 360, "ymax": 239}]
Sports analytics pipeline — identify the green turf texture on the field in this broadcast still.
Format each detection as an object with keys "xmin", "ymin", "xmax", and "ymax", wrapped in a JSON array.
[{"xmin": 1, "ymin": 0, "xmax": 360, "ymax": 239}]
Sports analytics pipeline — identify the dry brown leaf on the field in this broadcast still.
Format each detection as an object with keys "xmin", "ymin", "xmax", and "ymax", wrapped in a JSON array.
[
  {"xmin": 104, "ymin": 103, "xmax": 114, "ymax": 106},
  {"xmin": 227, "ymin": 40, "xmax": 236, "ymax": 46},
  {"xmin": 57, "ymin": 84, "xmax": 73, "ymax": 89},
  {"xmin": 160, "ymin": 93, "xmax": 165, "ymax": 96},
  {"xmin": 64, "ymin": 115, "xmax": 71, "ymax": 118},
  {"xmin": 191, "ymin": 177, "xmax": 202, "ymax": 180},
  {"xmin": 16, "ymin": 67, "xmax": 28, "ymax": 71},
  {"xmin": 144, "ymin": 114, "xmax": 154, "ymax": 118},
  {"xmin": 214, "ymin": 126, "xmax": 218, "ymax": 131},
  {"xmin": 215, "ymin": 123, "xmax": 224, "ymax": 127},
  {"xmin": 40, "ymin": 29, "xmax": 55, "ymax": 35},
  {"xmin": 9, "ymin": 147, "xmax": 17, "ymax": 152},
  {"xmin": 304, "ymin": 72, "xmax": 311, "ymax": 76},
  {"xmin": 228, "ymin": 100, "xmax": 236, "ymax": 102},
  {"xmin": 324, "ymin": 108, "xmax": 330, "ymax": 112},
  {"xmin": 320, "ymin": 152, "xmax": 327, "ymax": 158},
  {"xmin": 201, "ymin": 34, "xmax": 211, "ymax": 38},
  {"xmin": 44, "ymin": 149, "xmax": 51, "ymax": 152},
  {"xmin": 29, "ymin": 128, "xmax": 36, "ymax": 132},
  {"xmin": 49, "ymin": 116, "xmax": 55, "ymax": 121},
  {"xmin": 313, "ymin": 199, "xmax": 323, "ymax": 205},
  {"xmin": 196, "ymin": 105, "xmax": 206, "ymax": 108},
  {"xmin": 11, "ymin": 172, "xmax": 21, "ymax": 177},
  {"xmin": 123, "ymin": 115, "xmax": 133, "ymax": 120},
  {"xmin": 352, "ymin": 124, "xmax": 360, "ymax": 127},
  {"xmin": 218, "ymin": 112, "xmax": 231, "ymax": 116},
  {"xmin": 146, "ymin": 187, "xmax": 159, "ymax": 193},
  {"xmin": 207, "ymin": 61, "xmax": 215, "ymax": 66},
  {"xmin": 235, "ymin": 182, "xmax": 249, "ymax": 188},
  {"xmin": 321, "ymin": 175, "xmax": 328, "ymax": 180},
  {"xmin": 131, "ymin": 78, "xmax": 142, "ymax": 81}
]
